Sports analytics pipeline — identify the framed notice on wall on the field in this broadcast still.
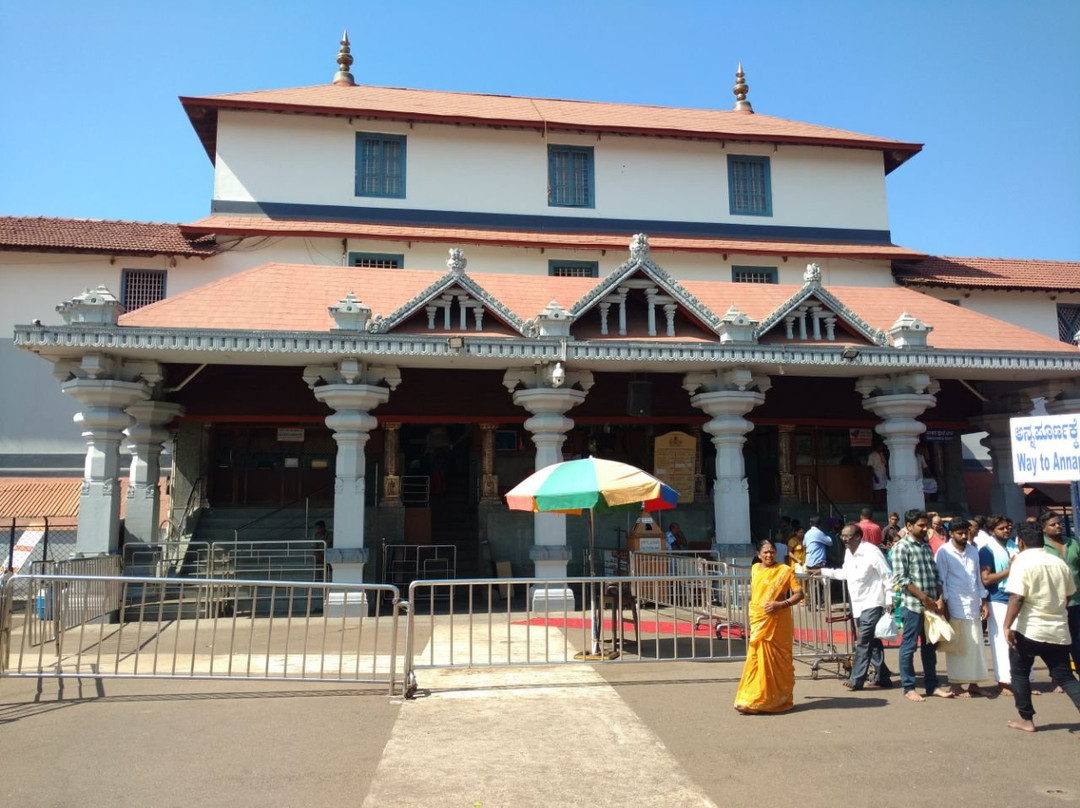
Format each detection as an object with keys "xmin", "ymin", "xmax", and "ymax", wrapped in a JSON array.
[
  {"xmin": 277, "ymin": 427, "xmax": 305, "ymax": 442},
  {"xmin": 653, "ymin": 430, "xmax": 696, "ymax": 504}
]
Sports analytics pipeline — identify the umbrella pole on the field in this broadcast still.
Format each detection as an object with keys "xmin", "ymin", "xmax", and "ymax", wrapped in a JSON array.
[{"xmin": 589, "ymin": 509, "xmax": 602, "ymax": 655}]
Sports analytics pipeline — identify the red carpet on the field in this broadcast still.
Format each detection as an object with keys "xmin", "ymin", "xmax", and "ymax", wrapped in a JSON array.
[{"xmin": 512, "ymin": 616, "xmax": 870, "ymax": 644}]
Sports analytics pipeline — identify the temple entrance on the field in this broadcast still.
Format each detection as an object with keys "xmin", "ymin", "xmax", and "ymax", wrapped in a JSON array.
[{"xmin": 208, "ymin": 424, "xmax": 337, "ymax": 508}]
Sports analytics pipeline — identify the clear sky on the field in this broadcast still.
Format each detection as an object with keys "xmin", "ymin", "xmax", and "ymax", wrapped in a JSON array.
[{"xmin": 1, "ymin": 0, "xmax": 1077, "ymax": 261}]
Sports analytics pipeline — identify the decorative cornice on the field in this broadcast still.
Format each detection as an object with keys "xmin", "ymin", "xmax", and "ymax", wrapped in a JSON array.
[{"xmin": 15, "ymin": 324, "xmax": 1080, "ymax": 374}]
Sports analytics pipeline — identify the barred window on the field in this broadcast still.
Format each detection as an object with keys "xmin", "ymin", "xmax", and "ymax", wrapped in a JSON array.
[
  {"xmin": 728, "ymin": 155, "xmax": 772, "ymax": 216},
  {"xmin": 349, "ymin": 252, "xmax": 404, "ymax": 269},
  {"xmin": 1058, "ymin": 304, "xmax": 1080, "ymax": 344},
  {"xmin": 549, "ymin": 260, "xmax": 599, "ymax": 278},
  {"xmin": 548, "ymin": 145, "xmax": 594, "ymax": 208},
  {"xmin": 732, "ymin": 266, "xmax": 777, "ymax": 284},
  {"xmin": 121, "ymin": 269, "xmax": 167, "ymax": 311},
  {"xmin": 355, "ymin": 133, "xmax": 406, "ymax": 198}
]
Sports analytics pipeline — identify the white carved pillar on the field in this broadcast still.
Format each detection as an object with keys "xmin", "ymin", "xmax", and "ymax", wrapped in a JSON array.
[
  {"xmin": 62, "ymin": 377, "xmax": 151, "ymax": 555},
  {"xmin": 684, "ymin": 369, "xmax": 770, "ymax": 553},
  {"xmin": 858, "ymin": 373, "xmax": 939, "ymax": 517},
  {"xmin": 969, "ymin": 386, "xmax": 1034, "ymax": 524},
  {"xmin": 124, "ymin": 401, "xmax": 185, "ymax": 544},
  {"xmin": 504, "ymin": 365, "xmax": 593, "ymax": 611},
  {"xmin": 1045, "ymin": 379, "xmax": 1080, "ymax": 527},
  {"xmin": 306, "ymin": 362, "xmax": 400, "ymax": 615}
]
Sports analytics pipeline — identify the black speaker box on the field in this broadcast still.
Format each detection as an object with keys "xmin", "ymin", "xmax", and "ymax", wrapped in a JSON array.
[{"xmin": 627, "ymin": 381, "xmax": 652, "ymax": 416}]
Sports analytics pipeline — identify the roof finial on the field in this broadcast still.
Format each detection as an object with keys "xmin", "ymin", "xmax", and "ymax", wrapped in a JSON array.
[
  {"xmin": 733, "ymin": 63, "xmax": 753, "ymax": 113},
  {"xmin": 332, "ymin": 30, "xmax": 355, "ymax": 87}
]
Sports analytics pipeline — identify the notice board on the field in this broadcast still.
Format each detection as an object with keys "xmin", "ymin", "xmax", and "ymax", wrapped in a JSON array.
[{"xmin": 653, "ymin": 430, "xmax": 696, "ymax": 504}]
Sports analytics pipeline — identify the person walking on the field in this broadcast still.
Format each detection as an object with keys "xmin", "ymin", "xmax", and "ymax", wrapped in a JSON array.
[
  {"xmin": 892, "ymin": 508, "xmax": 953, "ymax": 702},
  {"xmin": 734, "ymin": 540, "xmax": 805, "ymax": 714},
  {"xmin": 812, "ymin": 522, "xmax": 893, "ymax": 690},
  {"xmin": 803, "ymin": 516, "xmax": 833, "ymax": 570},
  {"xmin": 856, "ymin": 508, "xmax": 884, "ymax": 548},
  {"xmin": 1003, "ymin": 523, "xmax": 1080, "ymax": 733}
]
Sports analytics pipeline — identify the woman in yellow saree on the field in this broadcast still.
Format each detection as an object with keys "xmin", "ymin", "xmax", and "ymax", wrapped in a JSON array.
[{"xmin": 734, "ymin": 540, "xmax": 805, "ymax": 714}]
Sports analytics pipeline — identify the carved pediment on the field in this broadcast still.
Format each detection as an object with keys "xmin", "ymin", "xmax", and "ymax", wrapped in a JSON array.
[{"xmin": 756, "ymin": 264, "xmax": 888, "ymax": 346}]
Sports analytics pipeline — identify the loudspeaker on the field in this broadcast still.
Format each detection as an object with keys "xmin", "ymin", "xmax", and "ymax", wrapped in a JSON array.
[{"xmin": 627, "ymin": 381, "xmax": 652, "ymax": 416}]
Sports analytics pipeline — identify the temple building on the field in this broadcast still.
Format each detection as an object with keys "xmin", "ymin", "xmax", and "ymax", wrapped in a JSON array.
[{"xmin": 4, "ymin": 37, "xmax": 1079, "ymax": 594}]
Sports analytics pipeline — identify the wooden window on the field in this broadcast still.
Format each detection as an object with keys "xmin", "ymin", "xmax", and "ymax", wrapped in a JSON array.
[
  {"xmin": 548, "ymin": 145, "xmax": 594, "ymax": 208},
  {"xmin": 355, "ymin": 133, "xmax": 406, "ymax": 198},
  {"xmin": 732, "ymin": 266, "xmax": 777, "ymax": 283},
  {"xmin": 349, "ymin": 252, "xmax": 404, "ymax": 269},
  {"xmin": 728, "ymin": 155, "xmax": 772, "ymax": 216},
  {"xmin": 1058, "ymin": 304, "xmax": 1080, "ymax": 344},
  {"xmin": 549, "ymin": 260, "xmax": 599, "ymax": 278}
]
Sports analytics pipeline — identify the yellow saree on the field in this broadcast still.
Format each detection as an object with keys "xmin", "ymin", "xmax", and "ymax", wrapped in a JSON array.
[{"xmin": 734, "ymin": 562, "xmax": 802, "ymax": 713}]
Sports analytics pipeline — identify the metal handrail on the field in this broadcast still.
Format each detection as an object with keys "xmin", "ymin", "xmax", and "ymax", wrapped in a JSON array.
[
  {"xmin": 796, "ymin": 473, "xmax": 846, "ymax": 523},
  {"xmin": 232, "ymin": 480, "xmax": 335, "ymax": 541},
  {"xmin": 164, "ymin": 475, "xmax": 205, "ymax": 542}
]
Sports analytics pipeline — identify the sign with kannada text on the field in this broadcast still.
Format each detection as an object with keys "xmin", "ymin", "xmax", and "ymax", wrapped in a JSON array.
[
  {"xmin": 1010, "ymin": 414, "xmax": 1080, "ymax": 483},
  {"xmin": 653, "ymin": 431, "xmax": 696, "ymax": 504}
]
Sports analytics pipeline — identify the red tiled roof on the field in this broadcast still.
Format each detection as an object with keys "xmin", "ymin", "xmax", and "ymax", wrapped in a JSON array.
[
  {"xmin": 182, "ymin": 215, "xmax": 924, "ymax": 261},
  {"xmin": 118, "ymin": 261, "xmax": 1076, "ymax": 355},
  {"xmin": 0, "ymin": 217, "xmax": 217, "ymax": 258},
  {"xmin": 0, "ymin": 477, "xmax": 170, "ymax": 523},
  {"xmin": 893, "ymin": 256, "xmax": 1080, "ymax": 292},
  {"xmin": 180, "ymin": 84, "xmax": 921, "ymax": 172}
]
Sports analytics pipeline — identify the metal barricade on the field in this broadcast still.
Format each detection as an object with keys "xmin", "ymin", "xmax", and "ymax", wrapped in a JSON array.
[
  {"xmin": 401, "ymin": 569, "xmax": 857, "ymax": 698},
  {"xmin": 0, "ymin": 573, "xmax": 406, "ymax": 693},
  {"xmin": 122, "ymin": 541, "xmax": 211, "ymax": 578},
  {"xmin": 208, "ymin": 540, "xmax": 326, "ymax": 582}
]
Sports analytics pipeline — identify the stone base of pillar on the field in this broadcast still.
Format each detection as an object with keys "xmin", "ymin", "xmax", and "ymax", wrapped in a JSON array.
[
  {"xmin": 324, "ymin": 589, "xmax": 369, "ymax": 618},
  {"xmin": 529, "ymin": 583, "xmax": 577, "ymax": 613}
]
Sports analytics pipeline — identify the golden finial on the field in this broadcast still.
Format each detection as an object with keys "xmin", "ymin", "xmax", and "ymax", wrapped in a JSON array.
[
  {"xmin": 733, "ymin": 63, "xmax": 753, "ymax": 113},
  {"xmin": 333, "ymin": 30, "xmax": 355, "ymax": 86}
]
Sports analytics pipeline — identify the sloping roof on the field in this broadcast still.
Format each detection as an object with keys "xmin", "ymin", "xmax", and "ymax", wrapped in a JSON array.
[
  {"xmin": 0, "ymin": 217, "xmax": 217, "ymax": 258},
  {"xmin": 180, "ymin": 83, "xmax": 921, "ymax": 173},
  {"xmin": 182, "ymin": 215, "xmax": 925, "ymax": 261},
  {"xmin": 893, "ymin": 256, "xmax": 1080, "ymax": 292},
  {"xmin": 0, "ymin": 477, "xmax": 170, "ymax": 524},
  {"xmin": 117, "ymin": 260, "xmax": 1076, "ymax": 355}
]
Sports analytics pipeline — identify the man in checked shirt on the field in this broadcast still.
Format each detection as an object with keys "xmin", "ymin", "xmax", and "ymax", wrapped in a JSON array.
[{"xmin": 892, "ymin": 508, "xmax": 955, "ymax": 702}]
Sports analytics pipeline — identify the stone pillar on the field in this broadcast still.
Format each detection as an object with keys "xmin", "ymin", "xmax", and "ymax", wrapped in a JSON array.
[
  {"xmin": 306, "ymin": 362, "xmax": 399, "ymax": 616},
  {"xmin": 62, "ymin": 378, "xmax": 151, "ymax": 555},
  {"xmin": 504, "ymin": 365, "xmax": 593, "ymax": 611},
  {"xmin": 684, "ymin": 369, "xmax": 770, "ymax": 554},
  {"xmin": 479, "ymin": 423, "xmax": 501, "ymax": 505},
  {"xmin": 124, "ymin": 401, "xmax": 185, "ymax": 545},
  {"xmin": 858, "ymin": 373, "xmax": 939, "ymax": 518},
  {"xmin": 1044, "ymin": 380, "xmax": 1080, "ymax": 527},
  {"xmin": 381, "ymin": 422, "xmax": 402, "ymax": 507}
]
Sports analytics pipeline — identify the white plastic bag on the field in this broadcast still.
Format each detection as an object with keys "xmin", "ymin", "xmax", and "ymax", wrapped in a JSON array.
[
  {"xmin": 923, "ymin": 609, "xmax": 954, "ymax": 646},
  {"xmin": 874, "ymin": 611, "xmax": 898, "ymax": 640}
]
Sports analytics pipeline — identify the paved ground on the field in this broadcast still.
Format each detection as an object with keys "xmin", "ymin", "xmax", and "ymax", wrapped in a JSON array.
[{"xmin": 2, "ymin": 646, "xmax": 1079, "ymax": 807}]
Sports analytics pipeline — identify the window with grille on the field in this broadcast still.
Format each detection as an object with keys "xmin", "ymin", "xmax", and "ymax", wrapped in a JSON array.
[
  {"xmin": 355, "ymin": 133, "xmax": 406, "ymax": 198},
  {"xmin": 121, "ymin": 269, "xmax": 167, "ymax": 311},
  {"xmin": 732, "ymin": 266, "xmax": 777, "ymax": 284},
  {"xmin": 548, "ymin": 145, "xmax": 594, "ymax": 208},
  {"xmin": 1058, "ymin": 304, "xmax": 1080, "ymax": 344},
  {"xmin": 549, "ymin": 260, "xmax": 599, "ymax": 278},
  {"xmin": 349, "ymin": 252, "xmax": 404, "ymax": 269},
  {"xmin": 728, "ymin": 155, "xmax": 772, "ymax": 216}
]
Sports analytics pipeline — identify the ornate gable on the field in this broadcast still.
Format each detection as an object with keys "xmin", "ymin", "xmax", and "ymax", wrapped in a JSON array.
[
  {"xmin": 368, "ymin": 248, "xmax": 527, "ymax": 336},
  {"xmin": 755, "ymin": 263, "xmax": 888, "ymax": 345},
  {"xmin": 568, "ymin": 234, "xmax": 722, "ymax": 339}
]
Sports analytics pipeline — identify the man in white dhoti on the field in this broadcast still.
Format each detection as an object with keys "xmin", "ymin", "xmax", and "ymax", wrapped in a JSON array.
[{"xmin": 935, "ymin": 518, "xmax": 991, "ymax": 697}]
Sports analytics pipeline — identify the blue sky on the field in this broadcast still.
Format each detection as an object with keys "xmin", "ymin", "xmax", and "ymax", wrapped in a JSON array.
[{"xmin": 1, "ymin": 0, "xmax": 1077, "ymax": 261}]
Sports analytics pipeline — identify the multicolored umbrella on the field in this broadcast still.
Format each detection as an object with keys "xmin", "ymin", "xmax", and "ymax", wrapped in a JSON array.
[{"xmin": 504, "ymin": 456, "xmax": 678, "ymax": 515}]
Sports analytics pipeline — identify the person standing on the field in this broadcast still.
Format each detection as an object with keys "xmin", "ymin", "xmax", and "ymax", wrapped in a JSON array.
[
  {"xmin": 1039, "ymin": 511, "xmax": 1080, "ymax": 676},
  {"xmin": 813, "ymin": 523, "xmax": 893, "ymax": 690},
  {"xmin": 971, "ymin": 515, "xmax": 992, "ymax": 550},
  {"xmin": 786, "ymin": 521, "xmax": 806, "ymax": 569},
  {"xmin": 734, "ymin": 540, "xmax": 805, "ymax": 714},
  {"xmin": 882, "ymin": 512, "xmax": 902, "ymax": 552},
  {"xmin": 803, "ymin": 516, "xmax": 833, "ymax": 570},
  {"xmin": 892, "ymin": 508, "xmax": 953, "ymax": 702},
  {"xmin": 857, "ymin": 508, "xmax": 884, "ymax": 548},
  {"xmin": 665, "ymin": 522, "xmax": 687, "ymax": 552},
  {"xmin": 927, "ymin": 513, "xmax": 948, "ymax": 555},
  {"xmin": 935, "ymin": 519, "xmax": 991, "ymax": 697},
  {"xmin": 979, "ymin": 515, "xmax": 1020, "ymax": 695},
  {"xmin": 1003, "ymin": 522, "xmax": 1080, "ymax": 733}
]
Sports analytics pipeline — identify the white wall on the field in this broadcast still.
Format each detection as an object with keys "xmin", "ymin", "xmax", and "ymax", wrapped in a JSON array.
[
  {"xmin": 915, "ymin": 287, "xmax": 1080, "ymax": 341},
  {"xmin": 213, "ymin": 111, "xmax": 891, "ymax": 231}
]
